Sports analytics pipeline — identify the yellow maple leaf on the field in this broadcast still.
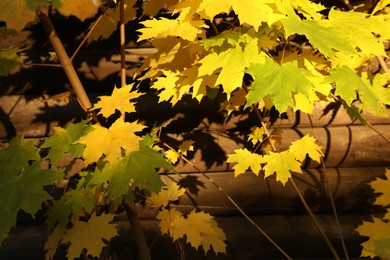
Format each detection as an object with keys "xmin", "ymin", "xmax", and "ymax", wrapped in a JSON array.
[
  {"xmin": 93, "ymin": 84, "xmax": 142, "ymax": 118},
  {"xmin": 58, "ymin": 0, "xmax": 101, "ymax": 22},
  {"xmin": 178, "ymin": 140, "xmax": 194, "ymax": 156},
  {"xmin": 62, "ymin": 213, "xmax": 118, "ymax": 259},
  {"xmin": 138, "ymin": 17, "xmax": 203, "ymax": 42},
  {"xmin": 170, "ymin": 210, "xmax": 227, "ymax": 254},
  {"xmin": 165, "ymin": 149, "xmax": 181, "ymax": 164},
  {"xmin": 44, "ymin": 226, "xmax": 66, "ymax": 260},
  {"xmin": 156, "ymin": 208, "xmax": 183, "ymax": 234},
  {"xmin": 77, "ymin": 118, "xmax": 145, "ymax": 164},
  {"xmin": 356, "ymin": 217, "xmax": 390, "ymax": 259},
  {"xmin": 248, "ymin": 126, "xmax": 265, "ymax": 145},
  {"xmin": 87, "ymin": 0, "xmax": 137, "ymax": 43},
  {"xmin": 289, "ymin": 135, "xmax": 323, "ymax": 163},
  {"xmin": 147, "ymin": 183, "xmax": 186, "ymax": 207},
  {"xmin": 263, "ymin": 151, "xmax": 303, "ymax": 185},
  {"xmin": 370, "ymin": 169, "xmax": 390, "ymax": 208},
  {"xmin": 226, "ymin": 148, "xmax": 265, "ymax": 177}
]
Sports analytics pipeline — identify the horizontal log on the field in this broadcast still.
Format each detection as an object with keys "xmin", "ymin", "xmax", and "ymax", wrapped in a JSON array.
[
  {"xmin": 0, "ymin": 212, "xmax": 370, "ymax": 259},
  {"xmin": 157, "ymin": 167, "xmax": 385, "ymax": 215},
  {"xmin": 1, "ymin": 95, "xmax": 390, "ymax": 139}
]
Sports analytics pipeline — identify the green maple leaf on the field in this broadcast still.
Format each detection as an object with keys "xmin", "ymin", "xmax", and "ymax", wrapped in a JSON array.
[
  {"xmin": 226, "ymin": 148, "xmax": 264, "ymax": 177},
  {"xmin": 46, "ymin": 200, "xmax": 71, "ymax": 229},
  {"xmin": 0, "ymin": 47, "xmax": 21, "ymax": 76},
  {"xmin": 327, "ymin": 66, "xmax": 387, "ymax": 116},
  {"xmin": 246, "ymin": 57, "xmax": 316, "ymax": 113},
  {"xmin": 281, "ymin": 10, "xmax": 356, "ymax": 58},
  {"xmin": 106, "ymin": 144, "xmax": 173, "ymax": 197},
  {"xmin": 62, "ymin": 213, "xmax": 118, "ymax": 259},
  {"xmin": 262, "ymin": 151, "xmax": 302, "ymax": 185},
  {"xmin": 0, "ymin": 136, "xmax": 39, "ymax": 173},
  {"xmin": 64, "ymin": 189, "xmax": 95, "ymax": 215},
  {"xmin": 41, "ymin": 120, "xmax": 92, "ymax": 165},
  {"xmin": 328, "ymin": 9, "xmax": 389, "ymax": 57},
  {"xmin": 0, "ymin": 161, "xmax": 57, "ymax": 244}
]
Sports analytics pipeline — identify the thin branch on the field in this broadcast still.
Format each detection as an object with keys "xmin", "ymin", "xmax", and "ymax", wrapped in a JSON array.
[
  {"xmin": 290, "ymin": 178, "xmax": 340, "ymax": 260},
  {"xmin": 22, "ymin": 63, "xmax": 62, "ymax": 68},
  {"xmin": 162, "ymin": 142, "xmax": 292, "ymax": 260},
  {"xmin": 308, "ymin": 115, "xmax": 350, "ymax": 260},
  {"xmin": 120, "ymin": 0, "xmax": 126, "ymax": 88},
  {"xmin": 70, "ymin": 12, "xmax": 105, "ymax": 61},
  {"xmin": 377, "ymin": 56, "xmax": 389, "ymax": 73}
]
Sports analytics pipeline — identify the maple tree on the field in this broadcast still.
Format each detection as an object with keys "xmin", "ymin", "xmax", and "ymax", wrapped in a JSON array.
[{"xmin": 1, "ymin": 0, "xmax": 390, "ymax": 259}]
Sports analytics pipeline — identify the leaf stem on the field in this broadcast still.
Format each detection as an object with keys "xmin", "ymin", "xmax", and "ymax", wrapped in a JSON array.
[{"xmin": 162, "ymin": 142, "xmax": 292, "ymax": 260}]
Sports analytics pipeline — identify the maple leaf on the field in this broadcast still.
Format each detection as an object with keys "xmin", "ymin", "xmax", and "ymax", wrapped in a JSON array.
[
  {"xmin": 87, "ymin": 0, "xmax": 137, "ymax": 43},
  {"xmin": 328, "ymin": 9, "xmax": 389, "ymax": 57},
  {"xmin": 289, "ymin": 135, "xmax": 323, "ymax": 163},
  {"xmin": 106, "ymin": 144, "xmax": 173, "ymax": 196},
  {"xmin": 248, "ymin": 126, "xmax": 265, "ymax": 145},
  {"xmin": 0, "ymin": 160, "xmax": 58, "ymax": 244},
  {"xmin": 138, "ymin": 17, "xmax": 203, "ymax": 42},
  {"xmin": 226, "ymin": 148, "xmax": 264, "ymax": 177},
  {"xmin": 0, "ymin": 0, "xmax": 57, "ymax": 31},
  {"xmin": 62, "ymin": 213, "xmax": 118, "ymax": 259},
  {"xmin": 170, "ymin": 210, "xmax": 227, "ymax": 254},
  {"xmin": 64, "ymin": 189, "xmax": 95, "ymax": 215},
  {"xmin": 41, "ymin": 120, "xmax": 93, "ymax": 165},
  {"xmin": 142, "ymin": 0, "xmax": 180, "ymax": 16},
  {"xmin": 369, "ymin": 169, "xmax": 390, "ymax": 208},
  {"xmin": 156, "ymin": 208, "xmax": 183, "ymax": 234},
  {"xmin": 356, "ymin": 217, "xmax": 390, "ymax": 259},
  {"xmin": 93, "ymin": 84, "xmax": 142, "ymax": 118},
  {"xmin": 165, "ymin": 149, "xmax": 180, "ymax": 164},
  {"xmin": 178, "ymin": 140, "xmax": 194, "ymax": 156},
  {"xmin": 262, "ymin": 151, "xmax": 302, "ymax": 185},
  {"xmin": 58, "ymin": 0, "xmax": 101, "ymax": 22},
  {"xmin": 0, "ymin": 136, "xmax": 39, "ymax": 173},
  {"xmin": 0, "ymin": 47, "xmax": 21, "ymax": 76},
  {"xmin": 198, "ymin": 30, "xmax": 264, "ymax": 98},
  {"xmin": 147, "ymin": 183, "xmax": 186, "ymax": 207},
  {"xmin": 327, "ymin": 65, "xmax": 387, "ymax": 116},
  {"xmin": 246, "ymin": 57, "xmax": 317, "ymax": 113},
  {"xmin": 76, "ymin": 118, "xmax": 145, "ymax": 164},
  {"xmin": 44, "ymin": 226, "xmax": 66, "ymax": 260},
  {"xmin": 372, "ymin": 0, "xmax": 390, "ymax": 14},
  {"xmin": 281, "ymin": 10, "xmax": 356, "ymax": 58},
  {"xmin": 46, "ymin": 200, "xmax": 71, "ymax": 230}
]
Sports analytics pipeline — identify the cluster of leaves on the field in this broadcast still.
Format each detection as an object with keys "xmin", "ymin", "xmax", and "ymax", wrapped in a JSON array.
[
  {"xmin": 1, "ymin": 0, "xmax": 390, "ymax": 259},
  {"xmin": 356, "ymin": 169, "xmax": 390, "ymax": 259}
]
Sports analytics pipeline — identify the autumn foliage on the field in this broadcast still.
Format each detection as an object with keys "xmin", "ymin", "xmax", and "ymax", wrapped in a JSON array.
[{"xmin": 1, "ymin": 0, "xmax": 390, "ymax": 259}]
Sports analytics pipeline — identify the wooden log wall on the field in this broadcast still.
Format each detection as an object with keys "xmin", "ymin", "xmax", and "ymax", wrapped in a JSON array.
[{"xmin": 1, "ymin": 31, "xmax": 390, "ymax": 259}]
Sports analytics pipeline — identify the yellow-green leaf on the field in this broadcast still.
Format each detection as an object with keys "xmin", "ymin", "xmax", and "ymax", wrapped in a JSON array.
[
  {"xmin": 262, "ymin": 151, "xmax": 302, "ymax": 185},
  {"xmin": 62, "ymin": 213, "xmax": 118, "ymax": 259},
  {"xmin": 226, "ymin": 148, "xmax": 265, "ymax": 177},
  {"xmin": 58, "ymin": 0, "xmax": 101, "ymax": 21},
  {"xmin": 370, "ymin": 169, "xmax": 390, "ymax": 207},
  {"xmin": 289, "ymin": 135, "xmax": 323, "ymax": 163},
  {"xmin": 147, "ymin": 183, "xmax": 186, "ymax": 207}
]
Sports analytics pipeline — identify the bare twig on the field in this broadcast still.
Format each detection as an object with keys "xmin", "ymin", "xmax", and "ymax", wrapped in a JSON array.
[
  {"xmin": 377, "ymin": 56, "xmax": 389, "ymax": 73},
  {"xmin": 308, "ymin": 115, "xmax": 350, "ymax": 260},
  {"xmin": 120, "ymin": 0, "xmax": 126, "ymax": 87}
]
